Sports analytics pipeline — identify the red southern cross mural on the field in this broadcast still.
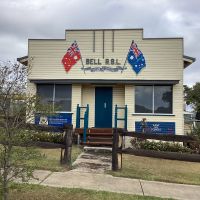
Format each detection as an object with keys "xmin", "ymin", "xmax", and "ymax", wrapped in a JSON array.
[{"xmin": 62, "ymin": 41, "xmax": 81, "ymax": 72}]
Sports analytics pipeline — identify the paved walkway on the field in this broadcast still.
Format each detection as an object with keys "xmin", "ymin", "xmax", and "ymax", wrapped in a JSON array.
[
  {"xmin": 71, "ymin": 149, "xmax": 112, "ymax": 173},
  {"xmin": 28, "ymin": 169, "xmax": 200, "ymax": 200}
]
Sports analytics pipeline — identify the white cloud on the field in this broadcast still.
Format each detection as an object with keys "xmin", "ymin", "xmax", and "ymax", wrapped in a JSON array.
[{"xmin": 0, "ymin": 0, "xmax": 199, "ymax": 85}]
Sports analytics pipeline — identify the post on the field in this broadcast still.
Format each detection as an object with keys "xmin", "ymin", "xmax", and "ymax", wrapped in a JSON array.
[
  {"xmin": 124, "ymin": 105, "xmax": 128, "ymax": 130},
  {"xmin": 61, "ymin": 124, "xmax": 73, "ymax": 165},
  {"xmin": 115, "ymin": 105, "xmax": 117, "ymax": 129},
  {"xmin": 112, "ymin": 128, "xmax": 119, "ymax": 171},
  {"xmin": 76, "ymin": 104, "xmax": 80, "ymax": 128}
]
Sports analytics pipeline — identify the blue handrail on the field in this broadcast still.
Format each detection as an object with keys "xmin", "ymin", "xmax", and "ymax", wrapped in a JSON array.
[
  {"xmin": 83, "ymin": 104, "xmax": 89, "ymax": 143},
  {"xmin": 76, "ymin": 104, "xmax": 80, "ymax": 128},
  {"xmin": 76, "ymin": 104, "xmax": 89, "ymax": 143}
]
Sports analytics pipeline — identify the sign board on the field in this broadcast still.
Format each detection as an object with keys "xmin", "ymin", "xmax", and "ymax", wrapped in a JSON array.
[
  {"xmin": 35, "ymin": 113, "xmax": 72, "ymax": 127},
  {"xmin": 135, "ymin": 121, "xmax": 175, "ymax": 134}
]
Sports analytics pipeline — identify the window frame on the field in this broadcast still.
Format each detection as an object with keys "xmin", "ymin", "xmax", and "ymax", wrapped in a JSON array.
[
  {"xmin": 37, "ymin": 83, "xmax": 72, "ymax": 113},
  {"xmin": 134, "ymin": 85, "xmax": 173, "ymax": 115}
]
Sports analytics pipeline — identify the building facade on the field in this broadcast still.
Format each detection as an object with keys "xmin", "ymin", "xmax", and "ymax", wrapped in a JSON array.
[{"xmin": 18, "ymin": 29, "xmax": 195, "ymax": 135}]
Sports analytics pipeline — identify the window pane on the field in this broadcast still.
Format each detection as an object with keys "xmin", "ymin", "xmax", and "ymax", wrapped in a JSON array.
[
  {"xmin": 37, "ymin": 84, "xmax": 54, "ymax": 105},
  {"xmin": 135, "ymin": 86, "xmax": 153, "ymax": 113},
  {"xmin": 154, "ymin": 86, "xmax": 172, "ymax": 114},
  {"xmin": 54, "ymin": 85, "xmax": 72, "ymax": 111}
]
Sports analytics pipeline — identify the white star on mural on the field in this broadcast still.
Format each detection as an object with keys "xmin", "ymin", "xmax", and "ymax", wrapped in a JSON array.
[{"xmin": 130, "ymin": 56, "xmax": 134, "ymax": 60}]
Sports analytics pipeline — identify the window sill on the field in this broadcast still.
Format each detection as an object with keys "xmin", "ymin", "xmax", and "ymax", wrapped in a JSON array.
[
  {"xmin": 36, "ymin": 112, "xmax": 74, "ymax": 114},
  {"xmin": 132, "ymin": 113, "xmax": 175, "ymax": 116},
  {"xmin": 54, "ymin": 111, "xmax": 74, "ymax": 114}
]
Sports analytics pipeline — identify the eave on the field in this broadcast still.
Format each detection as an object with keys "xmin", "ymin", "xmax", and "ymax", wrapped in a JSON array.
[
  {"xmin": 17, "ymin": 56, "xmax": 28, "ymax": 66},
  {"xmin": 183, "ymin": 55, "xmax": 196, "ymax": 69}
]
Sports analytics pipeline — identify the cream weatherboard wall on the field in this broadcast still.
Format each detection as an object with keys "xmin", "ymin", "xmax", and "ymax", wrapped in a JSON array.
[
  {"xmin": 27, "ymin": 29, "xmax": 184, "ymax": 134},
  {"xmin": 28, "ymin": 29, "xmax": 183, "ymax": 81}
]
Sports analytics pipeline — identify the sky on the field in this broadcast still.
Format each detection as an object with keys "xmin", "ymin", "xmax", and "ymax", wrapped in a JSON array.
[{"xmin": 0, "ymin": 0, "xmax": 199, "ymax": 86}]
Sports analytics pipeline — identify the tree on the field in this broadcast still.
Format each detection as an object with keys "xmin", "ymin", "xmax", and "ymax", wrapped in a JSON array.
[
  {"xmin": 184, "ymin": 83, "xmax": 200, "ymax": 117},
  {"xmin": 0, "ymin": 60, "xmax": 41, "ymax": 200}
]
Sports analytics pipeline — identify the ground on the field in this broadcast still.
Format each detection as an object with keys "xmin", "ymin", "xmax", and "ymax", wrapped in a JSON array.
[
  {"xmin": 3, "ymin": 146, "xmax": 200, "ymax": 199},
  {"xmin": 29, "ymin": 146, "xmax": 200, "ymax": 185},
  {"xmin": 109, "ymin": 154, "xmax": 200, "ymax": 185},
  {"xmin": 8, "ymin": 184, "xmax": 172, "ymax": 200},
  {"xmin": 27, "ymin": 145, "xmax": 83, "ymax": 171}
]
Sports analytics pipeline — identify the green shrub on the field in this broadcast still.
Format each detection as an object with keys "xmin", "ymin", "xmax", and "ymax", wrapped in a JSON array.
[
  {"xmin": 30, "ymin": 131, "xmax": 63, "ymax": 143},
  {"xmin": 131, "ymin": 139, "xmax": 194, "ymax": 153},
  {"xmin": 186, "ymin": 124, "xmax": 200, "ymax": 153},
  {"xmin": 190, "ymin": 124, "xmax": 200, "ymax": 141},
  {"xmin": 19, "ymin": 131, "xmax": 64, "ymax": 144}
]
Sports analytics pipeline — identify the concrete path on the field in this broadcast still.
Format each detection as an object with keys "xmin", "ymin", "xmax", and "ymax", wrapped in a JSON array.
[
  {"xmin": 71, "ymin": 149, "xmax": 112, "ymax": 173},
  {"xmin": 27, "ymin": 169, "xmax": 200, "ymax": 200}
]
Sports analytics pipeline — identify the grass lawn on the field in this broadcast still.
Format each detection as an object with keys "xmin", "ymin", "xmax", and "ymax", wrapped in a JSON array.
[
  {"xmin": 27, "ymin": 145, "xmax": 82, "ymax": 171},
  {"xmin": 7, "ymin": 184, "xmax": 172, "ymax": 200},
  {"xmin": 109, "ymin": 154, "xmax": 200, "ymax": 185}
]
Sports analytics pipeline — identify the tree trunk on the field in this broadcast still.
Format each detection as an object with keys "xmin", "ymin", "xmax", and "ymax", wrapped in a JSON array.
[
  {"xmin": 2, "ymin": 169, "xmax": 9, "ymax": 200},
  {"xmin": 3, "ymin": 181, "xmax": 9, "ymax": 200}
]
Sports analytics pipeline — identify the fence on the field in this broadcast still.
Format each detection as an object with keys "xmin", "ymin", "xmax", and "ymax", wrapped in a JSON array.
[
  {"xmin": 112, "ymin": 128, "xmax": 200, "ymax": 171},
  {"xmin": 0, "ymin": 123, "xmax": 73, "ymax": 165},
  {"xmin": 26, "ymin": 123, "xmax": 73, "ymax": 165}
]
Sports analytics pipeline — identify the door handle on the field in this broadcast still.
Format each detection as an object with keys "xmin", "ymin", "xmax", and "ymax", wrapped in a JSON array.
[{"xmin": 104, "ymin": 102, "xmax": 107, "ymax": 109}]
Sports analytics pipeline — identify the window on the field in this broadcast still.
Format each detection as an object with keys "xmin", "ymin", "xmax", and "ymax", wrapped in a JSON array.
[
  {"xmin": 37, "ymin": 84, "xmax": 72, "ymax": 112},
  {"xmin": 37, "ymin": 85, "xmax": 54, "ymax": 105},
  {"xmin": 135, "ymin": 85, "xmax": 172, "ymax": 114},
  {"xmin": 135, "ymin": 86, "xmax": 153, "ymax": 113},
  {"xmin": 154, "ymin": 86, "xmax": 172, "ymax": 114}
]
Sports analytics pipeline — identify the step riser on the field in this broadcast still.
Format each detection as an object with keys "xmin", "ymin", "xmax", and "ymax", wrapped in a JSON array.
[
  {"xmin": 75, "ymin": 128, "xmax": 113, "ymax": 147},
  {"xmin": 81, "ymin": 143, "xmax": 112, "ymax": 147}
]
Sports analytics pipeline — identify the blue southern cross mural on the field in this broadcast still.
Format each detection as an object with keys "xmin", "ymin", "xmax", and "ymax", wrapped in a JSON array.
[{"xmin": 127, "ymin": 41, "xmax": 146, "ymax": 74}]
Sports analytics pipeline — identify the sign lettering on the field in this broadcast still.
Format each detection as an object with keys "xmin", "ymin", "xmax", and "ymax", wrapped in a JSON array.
[{"xmin": 83, "ymin": 58, "xmax": 125, "ymax": 72}]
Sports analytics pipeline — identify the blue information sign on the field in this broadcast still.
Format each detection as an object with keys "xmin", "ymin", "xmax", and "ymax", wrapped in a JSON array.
[
  {"xmin": 135, "ymin": 121, "xmax": 175, "ymax": 135},
  {"xmin": 35, "ymin": 113, "xmax": 72, "ymax": 127}
]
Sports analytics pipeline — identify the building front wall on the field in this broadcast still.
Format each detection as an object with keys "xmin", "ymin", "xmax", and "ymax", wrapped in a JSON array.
[{"xmin": 27, "ymin": 29, "xmax": 185, "ymax": 135}]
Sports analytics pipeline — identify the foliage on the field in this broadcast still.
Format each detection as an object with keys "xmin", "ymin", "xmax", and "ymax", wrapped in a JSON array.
[
  {"xmin": 184, "ymin": 83, "xmax": 200, "ymax": 113},
  {"xmin": 186, "ymin": 123, "xmax": 200, "ymax": 153},
  {"xmin": 30, "ymin": 131, "xmax": 63, "ymax": 144},
  {"xmin": 131, "ymin": 139, "xmax": 193, "ymax": 153},
  {"xmin": 0, "ymin": 61, "xmax": 46, "ymax": 200},
  {"xmin": 190, "ymin": 123, "xmax": 200, "ymax": 141}
]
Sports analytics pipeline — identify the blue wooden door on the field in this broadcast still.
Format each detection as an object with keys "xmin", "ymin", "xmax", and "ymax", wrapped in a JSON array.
[{"xmin": 95, "ymin": 87, "xmax": 112, "ymax": 128}]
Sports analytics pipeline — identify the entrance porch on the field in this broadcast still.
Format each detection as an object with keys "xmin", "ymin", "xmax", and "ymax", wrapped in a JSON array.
[
  {"xmin": 74, "ymin": 84, "xmax": 126, "ymax": 129},
  {"xmin": 75, "ymin": 84, "xmax": 127, "ymax": 146}
]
